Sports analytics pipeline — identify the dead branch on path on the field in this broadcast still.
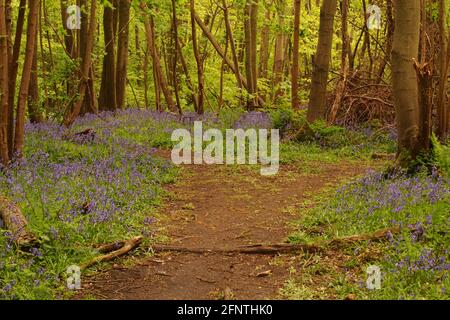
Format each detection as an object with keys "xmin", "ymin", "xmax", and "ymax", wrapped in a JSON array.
[
  {"xmin": 150, "ymin": 243, "xmax": 321, "ymax": 255},
  {"xmin": 82, "ymin": 236, "xmax": 143, "ymax": 270},
  {"xmin": 150, "ymin": 226, "xmax": 407, "ymax": 255},
  {"xmin": 0, "ymin": 196, "xmax": 38, "ymax": 248}
]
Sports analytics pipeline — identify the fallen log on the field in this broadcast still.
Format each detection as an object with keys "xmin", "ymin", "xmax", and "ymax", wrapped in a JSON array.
[
  {"xmin": 0, "ymin": 196, "xmax": 38, "ymax": 248},
  {"xmin": 81, "ymin": 236, "xmax": 143, "ymax": 270},
  {"xmin": 150, "ymin": 226, "xmax": 405, "ymax": 255}
]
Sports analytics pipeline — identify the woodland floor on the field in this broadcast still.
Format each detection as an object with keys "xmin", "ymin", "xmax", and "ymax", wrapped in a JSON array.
[{"xmin": 78, "ymin": 152, "xmax": 374, "ymax": 300}]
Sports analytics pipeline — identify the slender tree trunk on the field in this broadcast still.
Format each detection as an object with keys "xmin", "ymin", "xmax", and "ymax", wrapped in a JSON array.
[
  {"xmin": 171, "ymin": 0, "xmax": 182, "ymax": 115},
  {"xmin": 28, "ymin": 37, "xmax": 42, "ymax": 123},
  {"xmin": 250, "ymin": 0, "xmax": 258, "ymax": 108},
  {"xmin": 141, "ymin": 3, "xmax": 176, "ymax": 112},
  {"xmin": 14, "ymin": 0, "xmax": 40, "ymax": 157},
  {"xmin": 0, "ymin": 0, "xmax": 10, "ymax": 165},
  {"xmin": 63, "ymin": 0, "xmax": 97, "ymax": 127},
  {"xmin": 376, "ymin": 0, "xmax": 394, "ymax": 83},
  {"xmin": 222, "ymin": 0, "xmax": 243, "ymax": 91},
  {"xmin": 7, "ymin": 0, "xmax": 26, "ymax": 157},
  {"xmin": 273, "ymin": 0, "xmax": 288, "ymax": 98},
  {"xmin": 99, "ymin": 2, "xmax": 117, "ymax": 111},
  {"xmin": 194, "ymin": 12, "xmax": 264, "ymax": 107},
  {"xmin": 259, "ymin": 6, "xmax": 271, "ymax": 80},
  {"xmin": 190, "ymin": 0, "xmax": 205, "ymax": 114},
  {"xmin": 437, "ymin": 0, "xmax": 448, "ymax": 140},
  {"xmin": 175, "ymin": 39, "xmax": 198, "ymax": 110},
  {"xmin": 116, "ymin": 0, "xmax": 130, "ymax": 109},
  {"xmin": 328, "ymin": 0, "xmax": 349, "ymax": 123},
  {"xmin": 292, "ymin": 0, "xmax": 301, "ymax": 110},
  {"xmin": 143, "ymin": 47, "xmax": 149, "ymax": 109},
  {"xmin": 307, "ymin": 0, "xmax": 337, "ymax": 122},
  {"xmin": 392, "ymin": 0, "xmax": 421, "ymax": 163}
]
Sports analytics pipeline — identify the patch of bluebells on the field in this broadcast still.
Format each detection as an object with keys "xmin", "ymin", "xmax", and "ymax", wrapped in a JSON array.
[
  {"xmin": 328, "ymin": 168, "xmax": 450, "ymax": 298},
  {"xmin": 0, "ymin": 109, "xmax": 180, "ymax": 299},
  {"xmin": 234, "ymin": 112, "xmax": 273, "ymax": 130}
]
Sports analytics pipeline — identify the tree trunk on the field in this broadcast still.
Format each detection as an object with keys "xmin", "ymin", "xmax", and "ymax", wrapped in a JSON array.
[
  {"xmin": 222, "ymin": 0, "xmax": 243, "ymax": 91},
  {"xmin": 99, "ymin": 2, "xmax": 117, "ymax": 111},
  {"xmin": 79, "ymin": 0, "xmax": 95, "ymax": 115},
  {"xmin": 273, "ymin": 0, "xmax": 288, "ymax": 98},
  {"xmin": 116, "ymin": 0, "xmax": 130, "ymax": 110},
  {"xmin": 171, "ymin": 0, "xmax": 182, "ymax": 115},
  {"xmin": 63, "ymin": 0, "xmax": 97, "ymax": 127},
  {"xmin": 376, "ymin": 0, "xmax": 394, "ymax": 83},
  {"xmin": 259, "ymin": 7, "xmax": 271, "ymax": 80},
  {"xmin": 28, "ymin": 38, "xmax": 43, "ymax": 123},
  {"xmin": 190, "ymin": 0, "xmax": 205, "ymax": 114},
  {"xmin": 14, "ymin": 0, "xmax": 40, "ymax": 157},
  {"xmin": 328, "ymin": 0, "xmax": 349, "ymax": 123},
  {"xmin": 437, "ymin": 0, "xmax": 448, "ymax": 140},
  {"xmin": 291, "ymin": 0, "xmax": 301, "ymax": 110},
  {"xmin": 7, "ymin": 0, "xmax": 26, "ymax": 157},
  {"xmin": 141, "ymin": 2, "xmax": 176, "ymax": 112},
  {"xmin": 0, "ymin": 0, "xmax": 9, "ymax": 165},
  {"xmin": 307, "ymin": 0, "xmax": 337, "ymax": 122},
  {"xmin": 392, "ymin": 0, "xmax": 421, "ymax": 163},
  {"xmin": 194, "ymin": 12, "xmax": 264, "ymax": 107}
]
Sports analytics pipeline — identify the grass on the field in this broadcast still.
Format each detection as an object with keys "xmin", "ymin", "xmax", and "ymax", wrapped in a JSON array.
[
  {"xmin": 1, "ymin": 107, "xmax": 446, "ymax": 300},
  {"xmin": 0, "ymin": 110, "xmax": 180, "ymax": 299},
  {"xmin": 283, "ymin": 167, "xmax": 450, "ymax": 300}
]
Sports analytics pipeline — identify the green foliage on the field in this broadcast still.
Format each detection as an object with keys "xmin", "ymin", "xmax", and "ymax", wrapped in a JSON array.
[
  {"xmin": 431, "ymin": 134, "xmax": 450, "ymax": 176},
  {"xmin": 286, "ymin": 168, "xmax": 450, "ymax": 300}
]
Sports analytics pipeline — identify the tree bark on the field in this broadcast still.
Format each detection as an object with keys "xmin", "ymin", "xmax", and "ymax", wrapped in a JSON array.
[
  {"xmin": 28, "ymin": 37, "xmax": 43, "ymax": 123},
  {"xmin": 194, "ymin": 11, "xmax": 264, "ymax": 107},
  {"xmin": 307, "ymin": 0, "xmax": 337, "ymax": 122},
  {"xmin": 328, "ymin": 0, "xmax": 349, "ymax": 123},
  {"xmin": 171, "ymin": 0, "xmax": 183, "ymax": 115},
  {"xmin": 116, "ymin": 0, "xmax": 130, "ymax": 110},
  {"xmin": 14, "ymin": 0, "xmax": 40, "ymax": 157},
  {"xmin": 259, "ymin": 6, "xmax": 271, "ymax": 80},
  {"xmin": 190, "ymin": 0, "xmax": 205, "ymax": 114},
  {"xmin": 0, "ymin": 196, "xmax": 38, "ymax": 247},
  {"xmin": 7, "ymin": 0, "xmax": 26, "ymax": 158},
  {"xmin": 273, "ymin": 0, "xmax": 288, "ymax": 98},
  {"xmin": 99, "ymin": 2, "xmax": 117, "ymax": 111},
  {"xmin": 437, "ymin": 0, "xmax": 448, "ymax": 140},
  {"xmin": 392, "ymin": 0, "xmax": 421, "ymax": 163},
  {"xmin": 0, "ymin": 0, "xmax": 10, "ymax": 165},
  {"xmin": 291, "ymin": 0, "xmax": 301, "ymax": 110},
  {"xmin": 141, "ymin": 2, "xmax": 176, "ymax": 112},
  {"xmin": 63, "ymin": 0, "xmax": 97, "ymax": 127},
  {"xmin": 222, "ymin": 0, "xmax": 243, "ymax": 91}
]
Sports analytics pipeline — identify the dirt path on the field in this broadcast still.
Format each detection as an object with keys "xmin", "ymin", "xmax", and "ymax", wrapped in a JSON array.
[{"xmin": 81, "ymin": 160, "xmax": 373, "ymax": 300}]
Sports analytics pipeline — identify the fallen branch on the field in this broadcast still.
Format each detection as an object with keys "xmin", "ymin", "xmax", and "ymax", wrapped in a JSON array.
[
  {"xmin": 0, "ymin": 196, "xmax": 38, "ymax": 248},
  {"xmin": 82, "ymin": 236, "xmax": 143, "ymax": 270},
  {"xmin": 150, "ymin": 243, "xmax": 321, "ymax": 255},
  {"xmin": 150, "ymin": 227, "xmax": 405, "ymax": 255}
]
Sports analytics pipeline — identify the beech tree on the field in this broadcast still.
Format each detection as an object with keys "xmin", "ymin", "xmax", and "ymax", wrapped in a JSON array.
[
  {"xmin": 307, "ymin": 0, "xmax": 337, "ymax": 122},
  {"xmin": 392, "ymin": 0, "xmax": 421, "ymax": 163}
]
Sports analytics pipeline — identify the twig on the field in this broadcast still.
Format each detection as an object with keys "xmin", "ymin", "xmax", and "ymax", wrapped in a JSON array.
[{"xmin": 81, "ymin": 236, "xmax": 143, "ymax": 270}]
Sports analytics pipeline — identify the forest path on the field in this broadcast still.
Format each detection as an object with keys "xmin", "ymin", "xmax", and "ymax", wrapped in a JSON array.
[{"xmin": 81, "ymin": 155, "xmax": 373, "ymax": 300}]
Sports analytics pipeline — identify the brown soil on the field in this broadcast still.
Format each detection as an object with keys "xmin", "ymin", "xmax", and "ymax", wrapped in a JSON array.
[{"xmin": 79, "ymin": 159, "xmax": 374, "ymax": 300}]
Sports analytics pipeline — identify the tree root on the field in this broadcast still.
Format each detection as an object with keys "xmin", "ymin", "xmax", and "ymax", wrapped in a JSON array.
[{"xmin": 82, "ymin": 236, "xmax": 143, "ymax": 270}]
